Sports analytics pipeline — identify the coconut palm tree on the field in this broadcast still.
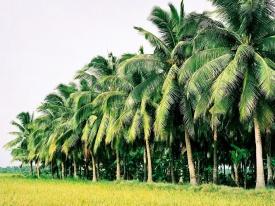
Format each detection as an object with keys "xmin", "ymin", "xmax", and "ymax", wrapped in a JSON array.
[
  {"xmin": 74, "ymin": 52, "xmax": 135, "ymax": 181},
  {"xmin": 119, "ymin": 1, "xmax": 219, "ymax": 185},
  {"xmin": 38, "ymin": 83, "xmax": 78, "ymax": 178},
  {"xmin": 5, "ymin": 112, "xmax": 34, "ymax": 174},
  {"xmin": 181, "ymin": 0, "xmax": 275, "ymax": 188}
]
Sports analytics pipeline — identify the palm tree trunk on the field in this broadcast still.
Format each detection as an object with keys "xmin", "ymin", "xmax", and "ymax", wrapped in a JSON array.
[
  {"xmin": 143, "ymin": 147, "xmax": 147, "ymax": 182},
  {"xmin": 185, "ymin": 130, "xmax": 197, "ymax": 186},
  {"xmin": 233, "ymin": 163, "xmax": 239, "ymax": 187},
  {"xmin": 85, "ymin": 161, "xmax": 89, "ymax": 179},
  {"xmin": 116, "ymin": 149, "xmax": 121, "ymax": 181},
  {"xmin": 30, "ymin": 160, "xmax": 33, "ymax": 176},
  {"xmin": 96, "ymin": 158, "xmax": 99, "ymax": 180},
  {"xmin": 254, "ymin": 118, "xmax": 265, "ymax": 189},
  {"xmin": 244, "ymin": 161, "xmax": 248, "ymax": 189},
  {"xmin": 170, "ymin": 147, "xmax": 175, "ymax": 184},
  {"xmin": 266, "ymin": 128, "xmax": 273, "ymax": 186},
  {"xmin": 51, "ymin": 161, "xmax": 54, "ymax": 178},
  {"xmin": 56, "ymin": 164, "xmax": 60, "ymax": 178},
  {"xmin": 35, "ymin": 160, "xmax": 40, "ymax": 178},
  {"xmin": 145, "ymin": 138, "xmax": 153, "ymax": 183},
  {"xmin": 123, "ymin": 154, "xmax": 127, "ymax": 180},
  {"xmin": 61, "ymin": 161, "xmax": 65, "ymax": 179},
  {"xmin": 73, "ymin": 158, "xmax": 77, "ymax": 178},
  {"xmin": 91, "ymin": 152, "xmax": 97, "ymax": 182},
  {"xmin": 213, "ymin": 127, "xmax": 218, "ymax": 184}
]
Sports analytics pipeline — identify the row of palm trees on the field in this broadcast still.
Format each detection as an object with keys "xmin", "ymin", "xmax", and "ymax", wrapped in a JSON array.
[{"xmin": 6, "ymin": 0, "xmax": 275, "ymax": 189}]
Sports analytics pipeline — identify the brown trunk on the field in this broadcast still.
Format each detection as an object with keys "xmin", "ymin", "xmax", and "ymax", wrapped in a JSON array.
[
  {"xmin": 185, "ymin": 130, "xmax": 197, "ymax": 186},
  {"xmin": 266, "ymin": 128, "xmax": 273, "ymax": 186},
  {"xmin": 233, "ymin": 163, "xmax": 239, "ymax": 187},
  {"xmin": 91, "ymin": 152, "xmax": 97, "ymax": 182},
  {"xmin": 145, "ymin": 138, "xmax": 153, "ymax": 183},
  {"xmin": 213, "ymin": 127, "xmax": 218, "ymax": 184},
  {"xmin": 143, "ymin": 147, "xmax": 147, "ymax": 182},
  {"xmin": 254, "ymin": 118, "xmax": 265, "ymax": 189},
  {"xmin": 116, "ymin": 149, "xmax": 121, "ymax": 181}
]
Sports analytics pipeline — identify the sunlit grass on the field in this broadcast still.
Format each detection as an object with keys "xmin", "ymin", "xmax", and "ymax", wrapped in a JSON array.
[{"xmin": 0, "ymin": 173, "xmax": 275, "ymax": 206}]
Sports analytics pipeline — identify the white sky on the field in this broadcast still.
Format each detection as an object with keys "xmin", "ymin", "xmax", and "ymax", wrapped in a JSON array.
[{"xmin": 0, "ymin": 0, "xmax": 214, "ymax": 167}]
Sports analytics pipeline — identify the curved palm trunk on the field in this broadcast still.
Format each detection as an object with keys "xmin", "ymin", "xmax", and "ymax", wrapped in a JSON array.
[
  {"xmin": 145, "ymin": 138, "xmax": 153, "ymax": 183},
  {"xmin": 254, "ymin": 118, "xmax": 265, "ymax": 189},
  {"xmin": 213, "ymin": 127, "xmax": 218, "ymax": 184},
  {"xmin": 116, "ymin": 149, "xmax": 121, "ymax": 181},
  {"xmin": 266, "ymin": 128, "xmax": 273, "ymax": 186},
  {"xmin": 91, "ymin": 152, "xmax": 97, "ymax": 182},
  {"xmin": 185, "ymin": 130, "xmax": 197, "ymax": 186}
]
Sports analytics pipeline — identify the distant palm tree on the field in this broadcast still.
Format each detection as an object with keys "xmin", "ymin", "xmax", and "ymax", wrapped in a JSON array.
[
  {"xmin": 5, "ymin": 112, "xmax": 34, "ymax": 174},
  {"xmin": 74, "ymin": 53, "xmax": 135, "ymax": 181}
]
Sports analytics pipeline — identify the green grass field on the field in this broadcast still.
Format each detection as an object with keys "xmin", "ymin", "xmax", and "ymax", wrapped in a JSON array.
[{"xmin": 0, "ymin": 174, "xmax": 275, "ymax": 206}]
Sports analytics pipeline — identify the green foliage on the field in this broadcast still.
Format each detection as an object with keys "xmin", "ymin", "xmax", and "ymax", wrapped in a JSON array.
[{"xmin": 5, "ymin": 0, "xmax": 275, "ymax": 190}]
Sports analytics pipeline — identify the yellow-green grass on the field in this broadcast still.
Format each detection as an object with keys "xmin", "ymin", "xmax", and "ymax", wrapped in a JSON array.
[{"xmin": 0, "ymin": 174, "xmax": 275, "ymax": 206}]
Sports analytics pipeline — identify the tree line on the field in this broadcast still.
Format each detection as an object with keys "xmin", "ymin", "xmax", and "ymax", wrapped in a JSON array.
[{"xmin": 5, "ymin": 0, "xmax": 275, "ymax": 189}]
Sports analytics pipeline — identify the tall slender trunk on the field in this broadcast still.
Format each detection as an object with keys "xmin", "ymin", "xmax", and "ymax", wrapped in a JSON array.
[
  {"xmin": 35, "ymin": 160, "xmax": 40, "ymax": 178},
  {"xmin": 123, "ymin": 154, "xmax": 127, "ymax": 180},
  {"xmin": 197, "ymin": 159, "xmax": 201, "ymax": 184},
  {"xmin": 73, "ymin": 155, "xmax": 77, "ymax": 178},
  {"xmin": 91, "ymin": 152, "xmax": 97, "ymax": 182},
  {"xmin": 266, "ymin": 128, "xmax": 273, "ymax": 186},
  {"xmin": 145, "ymin": 138, "xmax": 153, "ymax": 183},
  {"xmin": 244, "ymin": 161, "xmax": 248, "ymax": 189},
  {"xmin": 185, "ymin": 130, "xmax": 197, "ymax": 186},
  {"xmin": 233, "ymin": 163, "xmax": 239, "ymax": 187},
  {"xmin": 143, "ymin": 147, "xmax": 147, "ymax": 182},
  {"xmin": 30, "ymin": 160, "xmax": 33, "ymax": 176},
  {"xmin": 79, "ymin": 165, "xmax": 81, "ymax": 177},
  {"xmin": 170, "ymin": 147, "xmax": 175, "ymax": 184},
  {"xmin": 61, "ymin": 161, "xmax": 65, "ymax": 179},
  {"xmin": 254, "ymin": 118, "xmax": 265, "ymax": 189},
  {"xmin": 116, "ymin": 149, "xmax": 121, "ymax": 181},
  {"xmin": 213, "ymin": 127, "xmax": 218, "ymax": 184},
  {"xmin": 85, "ymin": 161, "xmax": 89, "ymax": 179},
  {"xmin": 96, "ymin": 158, "xmax": 99, "ymax": 180},
  {"xmin": 56, "ymin": 164, "xmax": 60, "ymax": 178},
  {"xmin": 51, "ymin": 161, "xmax": 54, "ymax": 178}
]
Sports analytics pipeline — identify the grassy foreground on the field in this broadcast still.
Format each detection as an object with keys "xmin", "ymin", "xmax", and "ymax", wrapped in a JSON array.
[{"xmin": 0, "ymin": 174, "xmax": 275, "ymax": 206}]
